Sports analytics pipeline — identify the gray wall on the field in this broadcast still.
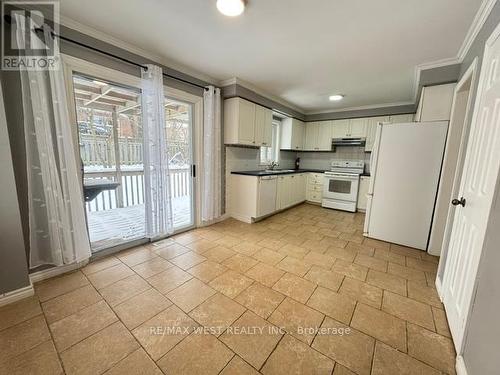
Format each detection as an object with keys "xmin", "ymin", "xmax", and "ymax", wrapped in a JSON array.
[
  {"xmin": 455, "ymin": 3, "xmax": 500, "ymax": 374},
  {"xmin": 0, "ymin": 74, "xmax": 30, "ymax": 294}
]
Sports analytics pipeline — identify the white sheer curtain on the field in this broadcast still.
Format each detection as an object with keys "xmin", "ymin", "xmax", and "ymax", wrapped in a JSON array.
[
  {"xmin": 16, "ymin": 15, "xmax": 91, "ymax": 268},
  {"xmin": 141, "ymin": 64, "xmax": 174, "ymax": 238},
  {"xmin": 202, "ymin": 86, "xmax": 222, "ymax": 223}
]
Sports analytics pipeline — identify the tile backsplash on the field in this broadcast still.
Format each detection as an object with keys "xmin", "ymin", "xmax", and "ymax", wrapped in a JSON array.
[{"xmin": 297, "ymin": 147, "xmax": 371, "ymax": 173}]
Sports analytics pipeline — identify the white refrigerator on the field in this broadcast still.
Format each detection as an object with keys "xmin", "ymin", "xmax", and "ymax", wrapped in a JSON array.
[{"xmin": 363, "ymin": 121, "xmax": 448, "ymax": 250}]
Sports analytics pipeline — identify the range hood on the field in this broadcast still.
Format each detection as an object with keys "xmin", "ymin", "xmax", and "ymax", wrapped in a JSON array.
[{"xmin": 332, "ymin": 138, "xmax": 366, "ymax": 147}]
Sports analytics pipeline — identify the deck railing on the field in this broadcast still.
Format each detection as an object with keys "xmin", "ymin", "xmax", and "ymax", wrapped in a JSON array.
[{"xmin": 85, "ymin": 167, "xmax": 191, "ymax": 212}]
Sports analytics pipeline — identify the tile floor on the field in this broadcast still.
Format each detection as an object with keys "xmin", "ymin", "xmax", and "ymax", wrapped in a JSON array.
[{"xmin": 0, "ymin": 203, "xmax": 456, "ymax": 375}]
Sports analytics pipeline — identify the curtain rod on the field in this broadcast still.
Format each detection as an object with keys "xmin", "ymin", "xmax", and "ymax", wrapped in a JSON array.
[{"xmin": 36, "ymin": 28, "xmax": 211, "ymax": 91}]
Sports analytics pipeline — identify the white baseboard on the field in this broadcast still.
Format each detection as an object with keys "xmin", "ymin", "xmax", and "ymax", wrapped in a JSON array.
[
  {"xmin": 0, "ymin": 284, "xmax": 34, "ymax": 307},
  {"xmin": 29, "ymin": 260, "xmax": 88, "ymax": 284},
  {"xmin": 435, "ymin": 275, "xmax": 444, "ymax": 301},
  {"xmin": 456, "ymin": 355, "xmax": 468, "ymax": 375}
]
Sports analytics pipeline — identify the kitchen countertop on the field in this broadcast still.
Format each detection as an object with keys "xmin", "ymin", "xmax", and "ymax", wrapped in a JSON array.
[{"xmin": 231, "ymin": 169, "xmax": 372, "ymax": 177}]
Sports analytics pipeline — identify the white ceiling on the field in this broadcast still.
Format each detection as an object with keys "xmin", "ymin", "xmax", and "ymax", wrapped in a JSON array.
[{"xmin": 59, "ymin": 0, "xmax": 483, "ymax": 113}]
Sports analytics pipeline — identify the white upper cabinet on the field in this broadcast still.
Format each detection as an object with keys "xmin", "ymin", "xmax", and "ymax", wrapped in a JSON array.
[
  {"xmin": 255, "ymin": 105, "xmax": 273, "ymax": 147},
  {"xmin": 349, "ymin": 118, "xmax": 368, "ymax": 137},
  {"xmin": 390, "ymin": 114, "xmax": 415, "ymax": 123},
  {"xmin": 318, "ymin": 121, "xmax": 333, "ymax": 150},
  {"xmin": 224, "ymin": 97, "xmax": 272, "ymax": 146},
  {"xmin": 365, "ymin": 116, "xmax": 390, "ymax": 152},
  {"xmin": 281, "ymin": 118, "xmax": 305, "ymax": 150},
  {"xmin": 415, "ymin": 83, "xmax": 456, "ymax": 122},
  {"xmin": 304, "ymin": 122, "xmax": 319, "ymax": 150},
  {"xmin": 331, "ymin": 119, "xmax": 350, "ymax": 138}
]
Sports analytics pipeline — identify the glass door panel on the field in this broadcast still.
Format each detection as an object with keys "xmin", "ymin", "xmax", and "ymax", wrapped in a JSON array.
[
  {"xmin": 73, "ymin": 74, "xmax": 145, "ymax": 251},
  {"xmin": 165, "ymin": 98, "xmax": 195, "ymax": 230}
]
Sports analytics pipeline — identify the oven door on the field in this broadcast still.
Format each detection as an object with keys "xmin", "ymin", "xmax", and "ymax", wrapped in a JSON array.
[{"xmin": 323, "ymin": 173, "xmax": 359, "ymax": 202}]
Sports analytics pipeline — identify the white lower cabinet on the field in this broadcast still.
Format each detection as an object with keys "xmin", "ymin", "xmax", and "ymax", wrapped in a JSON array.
[
  {"xmin": 306, "ymin": 172, "xmax": 324, "ymax": 203},
  {"xmin": 357, "ymin": 176, "xmax": 370, "ymax": 211}
]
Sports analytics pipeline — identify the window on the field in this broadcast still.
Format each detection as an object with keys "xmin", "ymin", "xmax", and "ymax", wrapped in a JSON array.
[{"xmin": 260, "ymin": 120, "xmax": 280, "ymax": 165}]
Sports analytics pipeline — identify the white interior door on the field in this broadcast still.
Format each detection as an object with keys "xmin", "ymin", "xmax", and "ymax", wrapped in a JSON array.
[{"xmin": 441, "ymin": 26, "xmax": 500, "ymax": 351}]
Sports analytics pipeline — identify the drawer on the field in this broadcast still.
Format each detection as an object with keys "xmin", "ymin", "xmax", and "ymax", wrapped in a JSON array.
[
  {"xmin": 307, "ymin": 175, "xmax": 324, "ymax": 185},
  {"xmin": 307, "ymin": 190, "xmax": 322, "ymax": 203},
  {"xmin": 307, "ymin": 184, "xmax": 323, "ymax": 192}
]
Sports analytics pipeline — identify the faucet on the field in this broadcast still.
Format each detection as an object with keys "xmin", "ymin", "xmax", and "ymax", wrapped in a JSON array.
[{"xmin": 268, "ymin": 161, "xmax": 279, "ymax": 170}]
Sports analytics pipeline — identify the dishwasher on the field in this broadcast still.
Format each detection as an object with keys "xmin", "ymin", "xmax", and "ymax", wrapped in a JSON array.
[{"xmin": 257, "ymin": 175, "xmax": 278, "ymax": 218}]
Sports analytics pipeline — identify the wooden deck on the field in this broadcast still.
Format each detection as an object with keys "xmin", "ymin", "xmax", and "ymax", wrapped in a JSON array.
[{"xmin": 87, "ymin": 196, "xmax": 192, "ymax": 251}]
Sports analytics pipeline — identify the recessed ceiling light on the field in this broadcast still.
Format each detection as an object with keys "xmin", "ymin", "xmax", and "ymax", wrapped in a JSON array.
[
  {"xmin": 329, "ymin": 94, "xmax": 344, "ymax": 101},
  {"xmin": 217, "ymin": 0, "xmax": 245, "ymax": 17}
]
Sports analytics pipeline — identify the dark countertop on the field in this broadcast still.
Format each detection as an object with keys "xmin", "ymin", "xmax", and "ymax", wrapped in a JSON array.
[{"xmin": 231, "ymin": 169, "xmax": 372, "ymax": 177}]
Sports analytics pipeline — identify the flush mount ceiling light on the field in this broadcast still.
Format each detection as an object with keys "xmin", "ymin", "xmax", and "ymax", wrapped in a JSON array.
[
  {"xmin": 329, "ymin": 94, "xmax": 345, "ymax": 101},
  {"xmin": 217, "ymin": 0, "xmax": 245, "ymax": 17}
]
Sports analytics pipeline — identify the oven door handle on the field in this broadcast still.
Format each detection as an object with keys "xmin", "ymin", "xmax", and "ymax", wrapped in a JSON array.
[{"xmin": 325, "ymin": 173, "xmax": 359, "ymax": 179}]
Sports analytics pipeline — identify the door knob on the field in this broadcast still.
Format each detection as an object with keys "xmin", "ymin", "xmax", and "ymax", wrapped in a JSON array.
[{"xmin": 451, "ymin": 197, "xmax": 466, "ymax": 207}]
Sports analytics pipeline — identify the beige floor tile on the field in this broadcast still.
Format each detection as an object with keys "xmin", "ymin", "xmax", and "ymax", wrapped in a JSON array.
[
  {"xmin": 268, "ymin": 298, "xmax": 324, "ymax": 345},
  {"xmin": 339, "ymin": 277, "xmax": 383, "ymax": 308},
  {"xmin": 42, "ymin": 285, "xmax": 102, "ymax": 324},
  {"xmin": 87, "ymin": 264, "xmax": 135, "ymax": 290},
  {"xmin": 307, "ymin": 287, "xmax": 356, "ymax": 325},
  {"xmin": 35, "ymin": 271, "xmax": 89, "ymax": 302},
  {"xmin": 50, "ymin": 300, "xmax": 117, "ymax": 352},
  {"xmin": 220, "ymin": 310, "xmax": 282, "ymax": 370},
  {"xmin": 113, "ymin": 288, "xmax": 172, "ymax": 329},
  {"xmin": 169, "ymin": 251, "xmax": 207, "ymax": 270},
  {"xmin": 407, "ymin": 323, "xmax": 456, "ymax": 374},
  {"xmin": 432, "ymin": 307, "xmax": 451, "ymax": 338},
  {"xmin": 197, "ymin": 228, "xmax": 224, "ymax": 242},
  {"xmin": 167, "ymin": 278, "xmax": 216, "ymax": 312},
  {"xmin": 147, "ymin": 266, "xmax": 193, "ymax": 294},
  {"xmin": 252, "ymin": 248, "xmax": 286, "ymax": 266},
  {"xmin": 346, "ymin": 242, "xmax": 376, "ymax": 257},
  {"xmin": 272, "ymin": 273, "xmax": 316, "ymax": 303},
  {"xmin": 312, "ymin": 317, "xmax": 375, "ymax": 375},
  {"xmin": 203, "ymin": 246, "xmax": 236, "ymax": 263},
  {"xmin": 132, "ymin": 305, "xmax": 198, "ymax": 360},
  {"xmin": 372, "ymin": 341, "xmax": 440, "ymax": 375},
  {"xmin": 154, "ymin": 242, "xmax": 191, "ymax": 259},
  {"xmin": 322, "ymin": 237, "xmax": 349, "ymax": 249},
  {"xmin": 210, "ymin": 270, "xmax": 254, "ymax": 298},
  {"xmin": 366, "ymin": 269, "xmax": 407, "ymax": 296},
  {"xmin": 382, "ymin": 291, "xmax": 435, "ymax": 331},
  {"xmin": 303, "ymin": 251, "xmax": 335, "ymax": 269},
  {"xmin": 279, "ymin": 243, "xmax": 309, "ymax": 259},
  {"xmin": 262, "ymin": 334, "xmax": 334, "ymax": 375},
  {"xmin": 223, "ymin": 253, "xmax": 259, "ymax": 273},
  {"xmin": 81, "ymin": 257, "xmax": 121, "ymax": 276},
  {"xmin": 387, "ymin": 263, "xmax": 427, "ymax": 283},
  {"xmin": 100, "ymin": 275, "xmax": 150, "ymax": 306},
  {"xmin": 61, "ymin": 321, "xmax": 138, "ymax": 375},
  {"xmin": 406, "ymin": 257, "xmax": 438, "ymax": 273},
  {"xmin": 301, "ymin": 238, "xmax": 330, "ymax": 253},
  {"xmin": 215, "ymin": 235, "xmax": 241, "ymax": 248},
  {"xmin": 390, "ymin": 244, "xmax": 423, "ymax": 259},
  {"xmin": 172, "ymin": 231, "xmax": 201, "ymax": 245},
  {"xmin": 333, "ymin": 364, "xmax": 357, "ymax": 375},
  {"xmin": 148, "ymin": 238, "xmax": 175, "ymax": 250},
  {"xmin": 104, "ymin": 348, "xmax": 162, "ymax": 375},
  {"xmin": 235, "ymin": 283, "xmax": 285, "ymax": 319},
  {"xmin": 373, "ymin": 248, "xmax": 406, "ymax": 266},
  {"xmin": 245, "ymin": 263, "xmax": 285, "ymax": 287},
  {"xmin": 258, "ymin": 238, "xmax": 286, "ymax": 251},
  {"xmin": 338, "ymin": 232, "xmax": 364, "ymax": 244},
  {"xmin": 351, "ymin": 303, "xmax": 407, "ymax": 351},
  {"xmin": 0, "ymin": 315, "xmax": 51, "ymax": 363},
  {"xmin": 363, "ymin": 237, "xmax": 390, "ymax": 250},
  {"xmin": 233, "ymin": 242, "xmax": 262, "ymax": 256},
  {"xmin": 131, "ymin": 257, "xmax": 173, "ymax": 278},
  {"xmin": 407, "ymin": 281, "xmax": 442, "ymax": 308},
  {"xmin": 187, "ymin": 261, "xmax": 227, "ymax": 282},
  {"xmin": 304, "ymin": 266, "xmax": 344, "ymax": 292},
  {"xmin": 1, "ymin": 340, "xmax": 63, "ymax": 375},
  {"xmin": 186, "ymin": 238, "xmax": 218, "ymax": 253},
  {"xmin": 189, "ymin": 293, "xmax": 245, "ymax": 336},
  {"xmin": 277, "ymin": 256, "xmax": 311, "ymax": 277},
  {"xmin": 354, "ymin": 254, "xmax": 388, "ymax": 272},
  {"xmin": 118, "ymin": 247, "xmax": 157, "ymax": 267},
  {"xmin": 157, "ymin": 333, "xmax": 234, "ymax": 374},
  {"xmin": 332, "ymin": 259, "xmax": 368, "ymax": 281},
  {"xmin": 324, "ymin": 246, "xmax": 356, "ymax": 262},
  {"xmin": 220, "ymin": 356, "xmax": 260, "ymax": 375},
  {"xmin": 0, "ymin": 296, "xmax": 42, "ymax": 331}
]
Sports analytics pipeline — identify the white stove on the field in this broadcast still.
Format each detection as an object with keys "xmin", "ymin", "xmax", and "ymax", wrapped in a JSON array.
[{"xmin": 322, "ymin": 160, "xmax": 364, "ymax": 212}]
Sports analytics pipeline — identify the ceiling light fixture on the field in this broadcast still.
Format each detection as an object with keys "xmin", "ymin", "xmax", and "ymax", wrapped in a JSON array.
[
  {"xmin": 329, "ymin": 94, "xmax": 344, "ymax": 101},
  {"xmin": 217, "ymin": 0, "xmax": 245, "ymax": 17}
]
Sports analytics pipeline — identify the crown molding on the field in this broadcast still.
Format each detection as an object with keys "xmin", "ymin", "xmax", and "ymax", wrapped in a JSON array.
[
  {"xmin": 59, "ymin": 15, "xmax": 220, "ymax": 86},
  {"xmin": 303, "ymin": 101, "xmax": 415, "ymax": 115},
  {"xmin": 457, "ymin": 0, "xmax": 498, "ymax": 61},
  {"xmin": 220, "ymin": 77, "xmax": 305, "ymax": 113}
]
